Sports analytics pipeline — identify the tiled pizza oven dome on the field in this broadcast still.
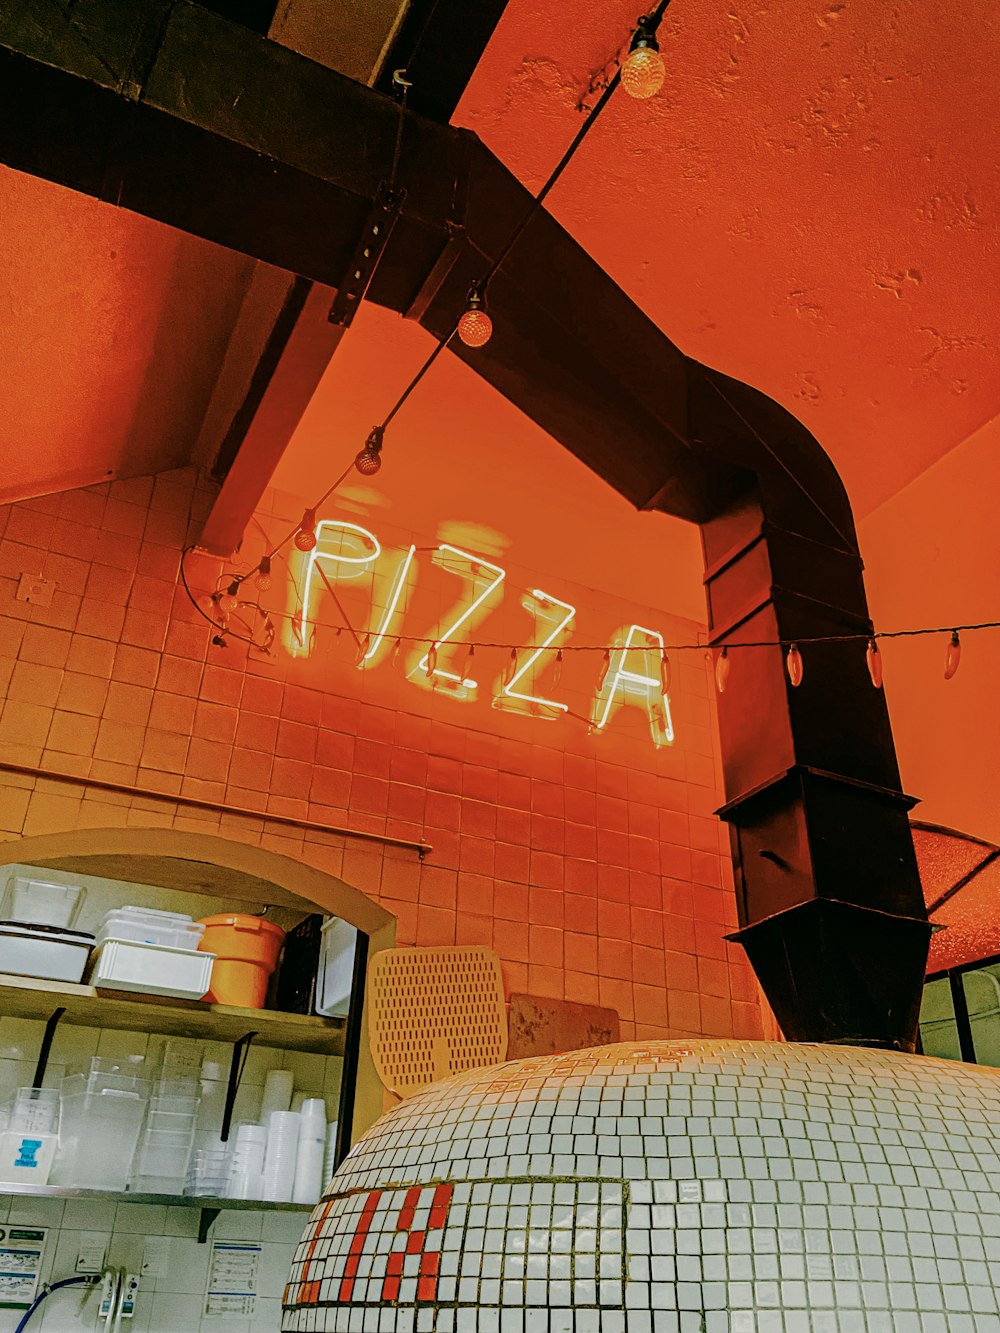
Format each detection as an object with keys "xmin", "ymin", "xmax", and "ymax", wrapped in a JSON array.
[{"xmin": 283, "ymin": 1041, "xmax": 1000, "ymax": 1333}]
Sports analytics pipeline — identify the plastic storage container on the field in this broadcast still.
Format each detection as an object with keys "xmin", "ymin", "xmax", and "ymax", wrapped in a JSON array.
[
  {"xmin": 97, "ymin": 906, "xmax": 204, "ymax": 951},
  {"xmin": 197, "ymin": 915, "xmax": 285, "ymax": 1008},
  {"xmin": 316, "ymin": 917, "xmax": 357, "ymax": 1017},
  {"xmin": 185, "ymin": 1147, "xmax": 230, "ymax": 1198},
  {"xmin": 0, "ymin": 1087, "xmax": 61, "ymax": 1185},
  {"xmin": 1, "ymin": 877, "xmax": 84, "ymax": 929},
  {"xmin": 0, "ymin": 921, "xmax": 94, "ymax": 982},
  {"xmin": 52, "ymin": 1086, "xmax": 149, "ymax": 1189},
  {"xmin": 90, "ymin": 939, "xmax": 215, "ymax": 1000}
]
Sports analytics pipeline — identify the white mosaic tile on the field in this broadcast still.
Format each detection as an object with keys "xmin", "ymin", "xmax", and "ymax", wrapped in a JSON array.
[{"xmin": 281, "ymin": 1041, "xmax": 1000, "ymax": 1332}]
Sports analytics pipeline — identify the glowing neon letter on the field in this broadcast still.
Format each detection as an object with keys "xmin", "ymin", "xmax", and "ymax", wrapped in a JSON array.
[
  {"xmin": 291, "ymin": 521, "xmax": 380, "ymax": 657},
  {"xmin": 495, "ymin": 589, "xmax": 575, "ymax": 717},
  {"xmin": 360, "ymin": 544, "xmax": 417, "ymax": 668},
  {"xmin": 412, "ymin": 545, "xmax": 505, "ymax": 700},
  {"xmin": 591, "ymin": 624, "xmax": 675, "ymax": 747}
]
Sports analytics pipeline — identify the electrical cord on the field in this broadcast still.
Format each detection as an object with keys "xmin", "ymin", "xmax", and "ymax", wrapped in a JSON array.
[{"xmin": 14, "ymin": 1274, "xmax": 97, "ymax": 1333}]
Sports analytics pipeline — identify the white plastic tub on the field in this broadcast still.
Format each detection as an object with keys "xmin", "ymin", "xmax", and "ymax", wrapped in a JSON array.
[
  {"xmin": 1, "ymin": 877, "xmax": 84, "ymax": 929},
  {"xmin": 90, "ymin": 939, "xmax": 215, "ymax": 1000},
  {"xmin": 97, "ymin": 907, "xmax": 204, "ymax": 951},
  {"xmin": 0, "ymin": 922, "xmax": 94, "ymax": 983}
]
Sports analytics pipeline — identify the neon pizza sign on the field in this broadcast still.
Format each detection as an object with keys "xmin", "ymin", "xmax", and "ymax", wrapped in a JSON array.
[{"xmin": 286, "ymin": 519, "xmax": 676, "ymax": 748}]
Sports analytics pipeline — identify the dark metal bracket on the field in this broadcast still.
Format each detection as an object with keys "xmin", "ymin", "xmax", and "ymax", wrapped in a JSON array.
[
  {"xmin": 33, "ymin": 1007, "xmax": 65, "ymax": 1087},
  {"xmin": 220, "ymin": 1031, "xmax": 257, "ymax": 1143},
  {"xmin": 328, "ymin": 182, "xmax": 406, "ymax": 328},
  {"xmin": 198, "ymin": 1208, "xmax": 222, "ymax": 1245}
]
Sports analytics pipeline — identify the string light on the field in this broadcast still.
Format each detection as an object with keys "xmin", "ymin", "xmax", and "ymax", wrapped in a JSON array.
[
  {"xmin": 503, "ymin": 648, "xmax": 518, "ymax": 688},
  {"xmin": 355, "ymin": 427, "xmax": 384, "ymax": 476},
  {"xmin": 786, "ymin": 643, "xmax": 803, "ymax": 688},
  {"xmin": 425, "ymin": 642, "xmax": 438, "ymax": 677},
  {"xmin": 945, "ymin": 630, "xmax": 962, "ymax": 680},
  {"xmin": 621, "ymin": 15, "xmax": 666, "ymax": 100},
  {"xmin": 255, "ymin": 555, "xmax": 272, "ymax": 592},
  {"xmin": 715, "ymin": 646, "xmax": 730, "ymax": 695},
  {"xmin": 458, "ymin": 290, "xmax": 493, "ymax": 348},
  {"xmin": 866, "ymin": 638, "xmax": 883, "ymax": 689},
  {"xmin": 660, "ymin": 652, "xmax": 671, "ymax": 694},
  {"xmin": 391, "ymin": 637, "xmax": 403, "ymax": 666},
  {"xmin": 597, "ymin": 649, "xmax": 612, "ymax": 690},
  {"xmin": 553, "ymin": 648, "xmax": 564, "ymax": 688},
  {"xmin": 462, "ymin": 643, "xmax": 476, "ymax": 683},
  {"xmin": 294, "ymin": 509, "xmax": 318, "ymax": 552}
]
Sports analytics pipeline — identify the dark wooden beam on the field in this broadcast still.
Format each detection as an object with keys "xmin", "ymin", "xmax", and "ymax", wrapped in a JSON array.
[{"xmin": 375, "ymin": 0, "xmax": 511, "ymax": 123}]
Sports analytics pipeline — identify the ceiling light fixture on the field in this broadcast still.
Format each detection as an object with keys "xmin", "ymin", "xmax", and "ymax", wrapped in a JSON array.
[{"xmin": 621, "ymin": 15, "xmax": 666, "ymax": 101}]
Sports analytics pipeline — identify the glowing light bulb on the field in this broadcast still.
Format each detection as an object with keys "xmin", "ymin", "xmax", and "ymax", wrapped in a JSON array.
[
  {"xmin": 715, "ymin": 646, "xmax": 730, "ymax": 694},
  {"xmin": 355, "ymin": 426, "xmax": 383, "ymax": 476},
  {"xmin": 866, "ymin": 637, "xmax": 883, "ymax": 689},
  {"xmin": 944, "ymin": 630, "xmax": 961, "ymax": 680},
  {"xmin": 621, "ymin": 20, "xmax": 665, "ymax": 101},
  {"xmin": 458, "ymin": 291, "xmax": 493, "ymax": 348},
  {"xmin": 391, "ymin": 637, "xmax": 403, "ymax": 666},
  {"xmin": 553, "ymin": 648, "xmax": 564, "ymax": 688},
  {"xmin": 425, "ymin": 642, "xmax": 438, "ymax": 678},
  {"xmin": 660, "ymin": 652, "xmax": 671, "ymax": 694},
  {"xmin": 294, "ymin": 509, "xmax": 318, "ymax": 552},
  {"xmin": 255, "ymin": 555, "xmax": 272, "ymax": 592},
  {"xmin": 786, "ymin": 642, "xmax": 804, "ymax": 688}
]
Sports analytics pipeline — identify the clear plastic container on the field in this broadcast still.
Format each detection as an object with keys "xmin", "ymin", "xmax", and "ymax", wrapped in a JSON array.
[
  {"xmin": 52, "ymin": 1089, "xmax": 148, "ymax": 1189},
  {"xmin": 65, "ymin": 1057, "xmax": 148, "ymax": 1098},
  {"xmin": 184, "ymin": 1147, "xmax": 230, "ymax": 1198},
  {"xmin": 7, "ymin": 1087, "xmax": 60, "ymax": 1135},
  {"xmin": 0, "ymin": 922, "xmax": 94, "ymax": 983},
  {"xmin": 1, "ymin": 877, "xmax": 84, "ymax": 929}
]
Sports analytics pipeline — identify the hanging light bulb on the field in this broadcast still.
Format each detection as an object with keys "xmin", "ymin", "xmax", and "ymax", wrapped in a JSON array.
[
  {"xmin": 457, "ymin": 289, "xmax": 493, "ymax": 348},
  {"xmin": 355, "ymin": 633, "xmax": 371, "ymax": 665},
  {"xmin": 786, "ymin": 642, "xmax": 804, "ymax": 688},
  {"xmin": 294, "ymin": 508, "xmax": 318, "ymax": 551},
  {"xmin": 621, "ymin": 15, "xmax": 666, "ymax": 100},
  {"xmin": 503, "ymin": 648, "xmax": 518, "ymax": 688},
  {"xmin": 391, "ymin": 637, "xmax": 403, "ymax": 667},
  {"xmin": 944, "ymin": 630, "xmax": 962, "ymax": 680},
  {"xmin": 461, "ymin": 643, "xmax": 475, "ymax": 684},
  {"xmin": 715, "ymin": 646, "xmax": 730, "ymax": 695},
  {"xmin": 553, "ymin": 648, "xmax": 564, "ymax": 688},
  {"xmin": 660, "ymin": 652, "xmax": 671, "ymax": 694},
  {"xmin": 866, "ymin": 637, "xmax": 883, "ymax": 689},
  {"xmin": 254, "ymin": 555, "xmax": 272, "ymax": 592},
  {"xmin": 425, "ymin": 642, "xmax": 438, "ymax": 677},
  {"xmin": 355, "ymin": 426, "xmax": 384, "ymax": 476},
  {"xmin": 597, "ymin": 648, "xmax": 611, "ymax": 690}
]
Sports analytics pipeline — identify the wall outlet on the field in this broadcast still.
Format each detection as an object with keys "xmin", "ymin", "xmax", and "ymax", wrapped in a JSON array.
[{"xmin": 16, "ymin": 573, "xmax": 54, "ymax": 606}]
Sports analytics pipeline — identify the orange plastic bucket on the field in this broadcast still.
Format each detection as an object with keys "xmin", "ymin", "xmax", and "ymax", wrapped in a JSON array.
[{"xmin": 198, "ymin": 914, "xmax": 286, "ymax": 1008}]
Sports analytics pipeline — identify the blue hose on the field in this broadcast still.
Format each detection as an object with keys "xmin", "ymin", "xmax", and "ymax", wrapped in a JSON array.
[{"xmin": 14, "ymin": 1275, "xmax": 95, "ymax": 1333}]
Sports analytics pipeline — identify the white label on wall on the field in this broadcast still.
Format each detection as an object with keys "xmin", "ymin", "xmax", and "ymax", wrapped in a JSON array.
[
  {"xmin": 0, "ymin": 1226, "xmax": 47, "ymax": 1308},
  {"xmin": 205, "ymin": 1240, "xmax": 260, "ymax": 1318}
]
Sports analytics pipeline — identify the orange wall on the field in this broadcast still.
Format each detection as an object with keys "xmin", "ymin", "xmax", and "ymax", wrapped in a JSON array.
[
  {"xmin": 0, "ymin": 467, "xmax": 763, "ymax": 1041},
  {"xmin": 860, "ymin": 411, "xmax": 1000, "ymax": 846}
]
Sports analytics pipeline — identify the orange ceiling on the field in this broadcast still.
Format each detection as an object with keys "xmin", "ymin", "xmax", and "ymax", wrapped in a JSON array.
[
  {"xmin": 450, "ymin": 0, "xmax": 999, "ymax": 518},
  {"xmin": 0, "ymin": 167, "xmax": 255, "ymax": 503}
]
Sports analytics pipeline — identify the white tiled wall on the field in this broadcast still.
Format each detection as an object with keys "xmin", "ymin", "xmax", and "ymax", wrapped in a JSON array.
[
  {"xmin": 0, "ymin": 1190, "xmax": 302, "ymax": 1333},
  {"xmin": 0, "ymin": 1018, "xmax": 342, "ymax": 1333}
]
